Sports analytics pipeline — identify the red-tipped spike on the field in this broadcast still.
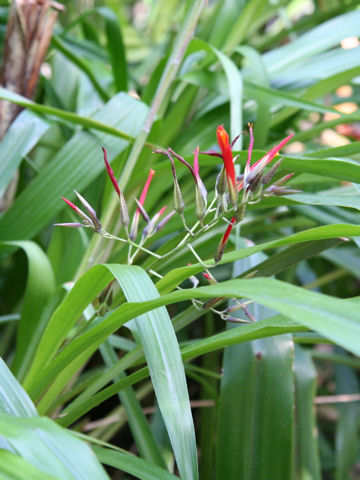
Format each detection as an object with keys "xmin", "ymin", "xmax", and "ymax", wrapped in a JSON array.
[
  {"xmin": 102, "ymin": 147, "xmax": 120, "ymax": 197},
  {"xmin": 246, "ymin": 123, "xmax": 254, "ymax": 174},
  {"xmin": 139, "ymin": 169, "xmax": 155, "ymax": 208},
  {"xmin": 61, "ymin": 196, "xmax": 92, "ymax": 224},
  {"xmin": 250, "ymin": 133, "xmax": 294, "ymax": 172},
  {"xmin": 61, "ymin": 196, "xmax": 80, "ymax": 213}
]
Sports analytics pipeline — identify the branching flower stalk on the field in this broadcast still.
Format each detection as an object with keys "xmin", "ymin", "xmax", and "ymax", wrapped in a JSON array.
[
  {"xmin": 56, "ymin": 124, "xmax": 296, "ymax": 323},
  {"xmin": 75, "ymin": 0, "xmax": 207, "ymax": 277}
]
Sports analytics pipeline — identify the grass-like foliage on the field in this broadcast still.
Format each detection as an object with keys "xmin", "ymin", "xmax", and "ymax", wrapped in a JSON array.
[{"xmin": 1, "ymin": 1, "xmax": 360, "ymax": 479}]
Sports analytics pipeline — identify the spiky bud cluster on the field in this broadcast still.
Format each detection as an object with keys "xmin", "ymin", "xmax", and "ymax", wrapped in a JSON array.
[{"xmin": 56, "ymin": 124, "xmax": 297, "ymax": 267}]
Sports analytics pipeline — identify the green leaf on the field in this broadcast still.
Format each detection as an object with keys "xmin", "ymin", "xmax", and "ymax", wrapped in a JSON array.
[
  {"xmin": 0, "ymin": 110, "xmax": 49, "ymax": 197},
  {"xmin": 334, "ymin": 352, "xmax": 360, "ymax": 480},
  {"xmin": 1, "ymin": 241, "xmax": 55, "ymax": 381},
  {"xmin": 241, "ymin": 239, "xmax": 341, "ymax": 278},
  {"xmin": 263, "ymin": 10, "xmax": 360, "ymax": 73},
  {"xmin": 235, "ymin": 45, "xmax": 270, "ymax": 146},
  {"xmin": 217, "ymin": 247, "xmax": 294, "ymax": 480},
  {"xmin": 0, "ymin": 415, "xmax": 109, "ymax": 480},
  {"xmin": 27, "ymin": 264, "xmax": 198, "ymax": 480},
  {"xmin": 34, "ymin": 275, "xmax": 360, "ymax": 425},
  {"xmin": 294, "ymin": 345, "xmax": 321, "ymax": 480},
  {"xmin": 104, "ymin": 265, "xmax": 198, "ymax": 480},
  {"xmin": 59, "ymin": 315, "xmax": 303, "ymax": 429},
  {"xmin": 283, "ymin": 190, "xmax": 360, "ymax": 211},
  {"xmin": 99, "ymin": 341, "xmax": 166, "ymax": 468},
  {"xmin": 188, "ymin": 38, "xmax": 243, "ymax": 140},
  {"xmin": 156, "ymin": 224, "xmax": 360, "ymax": 293},
  {"xmin": 0, "ymin": 92, "xmax": 148, "ymax": 241},
  {"xmin": 98, "ymin": 7, "xmax": 128, "ymax": 92},
  {"xmin": 51, "ymin": 36, "xmax": 109, "ymax": 102},
  {"xmin": 94, "ymin": 446, "xmax": 179, "ymax": 480},
  {"xmin": 0, "ymin": 450, "xmax": 59, "ymax": 480},
  {"xmin": 223, "ymin": 0, "xmax": 268, "ymax": 50},
  {"xmin": 217, "ymin": 335, "xmax": 294, "ymax": 479},
  {"xmin": 0, "ymin": 87, "xmax": 139, "ymax": 143},
  {"xmin": 0, "ymin": 358, "xmax": 37, "ymax": 417}
]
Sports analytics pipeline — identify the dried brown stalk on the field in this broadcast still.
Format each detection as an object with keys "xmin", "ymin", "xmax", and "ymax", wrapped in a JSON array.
[{"xmin": 0, "ymin": 0, "xmax": 61, "ymax": 211}]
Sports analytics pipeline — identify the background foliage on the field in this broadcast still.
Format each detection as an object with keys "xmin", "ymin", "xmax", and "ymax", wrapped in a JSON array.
[{"xmin": 1, "ymin": 0, "xmax": 360, "ymax": 479}]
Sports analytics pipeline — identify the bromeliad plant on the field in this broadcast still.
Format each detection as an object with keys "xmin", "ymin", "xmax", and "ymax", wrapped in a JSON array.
[
  {"xmin": 2, "ymin": 2, "xmax": 360, "ymax": 479},
  {"xmin": 57, "ymin": 124, "xmax": 296, "ymax": 269}
]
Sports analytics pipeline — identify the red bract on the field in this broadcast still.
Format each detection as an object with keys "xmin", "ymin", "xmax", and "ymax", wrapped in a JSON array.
[{"xmin": 216, "ymin": 125, "xmax": 236, "ymax": 189}]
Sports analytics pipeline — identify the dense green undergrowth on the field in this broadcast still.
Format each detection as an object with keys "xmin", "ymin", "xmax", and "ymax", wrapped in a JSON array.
[{"xmin": 1, "ymin": 1, "xmax": 360, "ymax": 479}]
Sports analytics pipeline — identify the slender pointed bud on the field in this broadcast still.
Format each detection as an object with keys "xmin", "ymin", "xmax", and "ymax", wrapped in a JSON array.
[
  {"xmin": 143, "ymin": 206, "xmax": 167, "ymax": 238},
  {"xmin": 103, "ymin": 146, "xmax": 129, "ymax": 230},
  {"xmin": 200, "ymin": 150, "xmax": 223, "ymax": 159},
  {"xmin": 156, "ymin": 210, "xmax": 176, "ymax": 232},
  {"xmin": 173, "ymin": 180, "xmax": 185, "ymax": 214},
  {"xmin": 129, "ymin": 169, "xmax": 155, "ymax": 240},
  {"xmin": 231, "ymin": 133, "xmax": 241, "ymax": 149},
  {"xmin": 119, "ymin": 190, "xmax": 130, "ymax": 229},
  {"xmin": 245, "ymin": 123, "xmax": 254, "ymax": 177},
  {"xmin": 195, "ymin": 186, "xmax": 206, "ymax": 224},
  {"xmin": 193, "ymin": 146, "xmax": 207, "ymax": 203},
  {"xmin": 168, "ymin": 147, "xmax": 207, "ymax": 204},
  {"xmin": 235, "ymin": 203, "xmax": 246, "ymax": 222},
  {"xmin": 169, "ymin": 154, "xmax": 185, "ymax": 214},
  {"xmin": 61, "ymin": 196, "xmax": 92, "ymax": 224},
  {"xmin": 261, "ymin": 159, "xmax": 283, "ymax": 185},
  {"xmin": 214, "ymin": 216, "xmax": 236, "ymax": 263},
  {"xmin": 226, "ymin": 304, "xmax": 245, "ymax": 314},
  {"xmin": 248, "ymin": 172, "xmax": 263, "ymax": 193},
  {"xmin": 228, "ymin": 180, "xmax": 238, "ymax": 208},
  {"xmin": 273, "ymin": 187, "xmax": 302, "ymax": 196},
  {"xmin": 129, "ymin": 221, "xmax": 138, "ymax": 241},
  {"xmin": 216, "ymin": 167, "xmax": 227, "ymax": 196},
  {"xmin": 74, "ymin": 190, "xmax": 102, "ymax": 233},
  {"xmin": 203, "ymin": 272, "xmax": 217, "ymax": 285},
  {"xmin": 133, "ymin": 197, "xmax": 150, "ymax": 222},
  {"xmin": 203, "ymin": 297, "xmax": 224, "ymax": 309},
  {"xmin": 54, "ymin": 222, "xmax": 84, "ymax": 228},
  {"xmin": 274, "ymin": 172, "xmax": 295, "ymax": 186},
  {"xmin": 102, "ymin": 147, "xmax": 120, "ymax": 197},
  {"xmin": 250, "ymin": 133, "xmax": 294, "ymax": 175},
  {"xmin": 224, "ymin": 316, "xmax": 251, "ymax": 324}
]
